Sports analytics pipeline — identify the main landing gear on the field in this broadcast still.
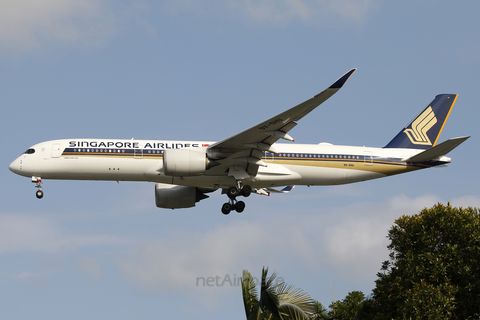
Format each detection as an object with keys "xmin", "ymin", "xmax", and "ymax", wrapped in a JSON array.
[
  {"xmin": 32, "ymin": 176, "xmax": 43, "ymax": 199},
  {"xmin": 221, "ymin": 184, "xmax": 252, "ymax": 215}
]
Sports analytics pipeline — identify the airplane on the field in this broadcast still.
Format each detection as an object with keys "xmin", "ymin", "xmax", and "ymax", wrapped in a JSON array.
[{"xmin": 9, "ymin": 69, "xmax": 469, "ymax": 214}]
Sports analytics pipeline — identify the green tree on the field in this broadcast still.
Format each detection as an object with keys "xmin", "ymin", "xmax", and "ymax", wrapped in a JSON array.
[
  {"xmin": 241, "ymin": 267, "xmax": 315, "ymax": 320},
  {"xmin": 311, "ymin": 301, "xmax": 332, "ymax": 320},
  {"xmin": 371, "ymin": 203, "xmax": 480, "ymax": 319},
  {"xmin": 328, "ymin": 291, "xmax": 366, "ymax": 320}
]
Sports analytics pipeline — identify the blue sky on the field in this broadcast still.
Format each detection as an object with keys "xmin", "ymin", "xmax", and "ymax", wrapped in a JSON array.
[{"xmin": 1, "ymin": 1, "xmax": 479, "ymax": 319}]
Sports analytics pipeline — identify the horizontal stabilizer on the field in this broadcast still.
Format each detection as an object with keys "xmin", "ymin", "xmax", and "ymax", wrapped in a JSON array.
[
  {"xmin": 253, "ymin": 185, "xmax": 296, "ymax": 196},
  {"xmin": 267, "ymin": 185, "xmax": 295, "ymax": 193},
  {"xmin": 402, "ymin": 136, "xmax": 470, "ymax": 162}
]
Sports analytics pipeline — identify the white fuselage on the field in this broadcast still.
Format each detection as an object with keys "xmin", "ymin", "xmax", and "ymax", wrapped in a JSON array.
[{"xmin": 8, "ymin": 139, "xmax": 450, "ymax": 189}]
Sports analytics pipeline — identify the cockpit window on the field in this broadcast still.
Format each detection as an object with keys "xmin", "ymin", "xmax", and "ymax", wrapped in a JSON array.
[{"xmin": 24, "ymin": 148, "xmax": 35, "ymax": 154}]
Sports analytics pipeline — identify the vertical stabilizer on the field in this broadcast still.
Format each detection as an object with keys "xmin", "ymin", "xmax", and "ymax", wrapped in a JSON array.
[{"xmin": 384, "ymin": 94, "xmax": 457, "ymax": 149}]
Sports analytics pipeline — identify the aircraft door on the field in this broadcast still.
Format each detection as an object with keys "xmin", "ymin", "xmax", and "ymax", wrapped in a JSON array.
[
  {"xmin": 134, "ymin": 148, "xmax": 143, "ymax": 159},
  {"xmin": 51, "ymin": 143, "xmax": 61, "ymax": 158},
  {"xmin": 364, "ymin": 151, "xmax": 373, "ymax": 166},
  {"xmin": 264, "ymin": 151, "xmax": 275, "ymax": 162}
]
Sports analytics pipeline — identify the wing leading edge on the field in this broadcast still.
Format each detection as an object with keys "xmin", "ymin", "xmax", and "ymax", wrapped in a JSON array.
[{"xmin": 206, "ymin": 69, "xmax": 356, "ymax": 179}]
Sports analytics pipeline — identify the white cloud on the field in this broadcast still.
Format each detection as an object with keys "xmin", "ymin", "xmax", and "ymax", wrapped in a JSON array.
[
  {"xmin": 0, "ymin": 0, "xmax": 382, "ymax": 52},
  {"xmin": 323, "ymin": 0, "xmax": 381, "ymax": 23},
  {"xmin": 317, "ymin": 194, "xmax": 443, "ymax": 279},
  {"xmin": 11, "ymin": 271, "xmax": 38, "ymax": 280},
  {"xmin": 118, "ymin": 222, "xmax": 268, "ymax": 291},
  {"xmin": 450, "ymin": 195, "xmax": 480, "ymax": 208},
  {"xmin": 0, "ymin": 213, "xmax": 129, "ymax": 254},
  {"xmin": 164, "ymin": 0, "xmax": 382, "ymax": 25},
  {"xmin": 118, "ymin": 193, "xmax": 468, "ymax": 297},
  {"xmin": 0, "ymin": 0, "xmax": 157, "ymax": 52},
  {"xmin": 3, "ymin": 192, "xmax": 478, "ymax": 304},
  {"xmin": 234, "ymin": 0, "xmax": 310, "ymax": 23},
  {"xmin": 10, "ymin": 271, "xmax": 49, "ymax": 289},
  {"xmin": 77, "ymin": 257, "xmax": 102, "ymax": 282},
  {"xmin": 0, "ymin": 0, "xmax": 116, "ymax": 50}
]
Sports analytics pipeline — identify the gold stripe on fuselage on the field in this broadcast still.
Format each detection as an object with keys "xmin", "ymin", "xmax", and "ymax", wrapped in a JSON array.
[{"xmin": 272, "ymin": 157, "xmax": 420, "ymax": 176}]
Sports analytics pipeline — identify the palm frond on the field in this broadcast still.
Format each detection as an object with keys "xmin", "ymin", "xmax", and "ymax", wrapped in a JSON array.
[
  {"xmin": 278, "ymin": 305, "xmax": 312, "ymax": 320},
  {"xmin": 242, "ymin": 270, "xmax": 259, "ymax": 319},
  {"xmin": 276, "ymin": 282, "xmax": 315, "ymax": 319},
  {"xmin": 260, "ymin": 267, "xmax": 282, "ymax": 320},
  {"xmin": 242, "ymin": 267, "xmax": 315, "ymax": 320}
]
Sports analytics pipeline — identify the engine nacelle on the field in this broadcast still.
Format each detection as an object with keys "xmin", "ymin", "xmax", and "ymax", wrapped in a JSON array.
[
  {"xmin": 163, "ymin": 148, "xmax": 210, "ymax": 176},
  {"xmin": 155, "ymin": 183, "xmax": 215, "ymax": 209}
]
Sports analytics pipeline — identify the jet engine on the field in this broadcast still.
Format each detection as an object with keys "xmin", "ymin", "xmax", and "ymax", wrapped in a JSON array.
[
  {"xmin": 155, "ymin": 183, "xmax": 216, "ymax": 209},
  {"xmin": 163, "ymin": 148, "xmax": 211, "ymax": 176}
]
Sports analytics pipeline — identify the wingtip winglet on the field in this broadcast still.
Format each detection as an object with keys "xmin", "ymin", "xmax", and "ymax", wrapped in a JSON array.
[{"xmin": 329, "ymin": 68, "xmax": 357, "ymax": 89}]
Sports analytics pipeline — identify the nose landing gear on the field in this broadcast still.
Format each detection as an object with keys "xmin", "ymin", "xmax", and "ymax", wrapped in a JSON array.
[
  {"xmin": 32, "ymin": 176, "xmax": 43, "ymax": 199},
  {"xmin": 221, "ymin": 183, "xmax": 251, "ymax": 215}
]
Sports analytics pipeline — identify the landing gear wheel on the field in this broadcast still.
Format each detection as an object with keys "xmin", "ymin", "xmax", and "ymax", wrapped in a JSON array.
[
  {"xmin": 234, "ymin": 201, "xmax": 245, "ymax": 213},
  {"xmin": 241, "ymin": 185, "xmax": 252, "ymax": 197},
  {"xmin": 227, "ymin": 187, "xmax": 240, "ymax": 199},
  {"xmin": 36, "ymin": 190, "xmax": 44, "ymax": 199},
  {"xmin": 223, "ymin": 182, "xmax": 250, "ymax": 215},
  {"xmin": 222, "ymin": 203, "xmax": 232, "ymax": 215}
]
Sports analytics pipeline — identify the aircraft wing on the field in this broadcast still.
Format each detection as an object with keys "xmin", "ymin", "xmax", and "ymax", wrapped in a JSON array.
[{"xmin": 206, "ymin": 69, "xmax": 356, "ymax": 178}]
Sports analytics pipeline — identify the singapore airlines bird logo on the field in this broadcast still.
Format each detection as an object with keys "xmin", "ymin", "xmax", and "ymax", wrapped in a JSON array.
[{"xmin": 404, "ymin": 106, "xmax": 437, "ymax": 145}]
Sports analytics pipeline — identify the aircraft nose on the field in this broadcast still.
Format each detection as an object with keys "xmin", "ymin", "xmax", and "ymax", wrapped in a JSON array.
[{"xmin": 9, "ymin": 159, "xmax": 19, "ymax": 174}]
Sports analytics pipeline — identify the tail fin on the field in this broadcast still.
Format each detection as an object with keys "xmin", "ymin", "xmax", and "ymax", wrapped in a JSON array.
[{"xmin": 384, "ymin": 94, "xmax": 457, "ymax": 149}]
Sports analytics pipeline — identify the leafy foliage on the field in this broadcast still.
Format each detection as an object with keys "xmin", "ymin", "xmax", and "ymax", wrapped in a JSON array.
[
  {"xmin": 371, "ymin": 203, "xmax": 480, "ymax": 319},
  {"xmin": 311, "ymin": 301, "xmax": 332, "ymax": 320},
  {"xmin": 242, "ymin": 204, "xmax": 480, "ymax": 319},
  {"xmin": 328, "ymin": 291, "xmax": 366, "ymax": 320}
]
